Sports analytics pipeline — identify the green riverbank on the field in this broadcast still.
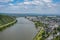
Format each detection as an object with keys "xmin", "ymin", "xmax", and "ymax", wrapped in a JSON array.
[
  {"xmin": 0, "ymin": 15, "xmax": 17, "ymax": 31},
  {"xmin": 33, "ymin": 27, "xmax": 45, "ymax": 40}
]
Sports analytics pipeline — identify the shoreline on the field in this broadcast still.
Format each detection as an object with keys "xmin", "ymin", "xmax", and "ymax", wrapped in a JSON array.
[
  {"xmin": 0, "ymin": 19, "xmax": 17, "ymax": 31},
  {"xmin": 33, "ymin": 27, "xmax": 44, "ymax": 40}
]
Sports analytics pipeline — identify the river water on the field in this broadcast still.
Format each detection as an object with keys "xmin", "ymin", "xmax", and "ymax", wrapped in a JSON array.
[{"xmin": 0, "ymin": 17, "xmax": 38, "ymax": 40}]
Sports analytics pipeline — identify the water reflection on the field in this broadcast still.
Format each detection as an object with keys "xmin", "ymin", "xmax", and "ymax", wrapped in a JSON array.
[{"xmin": 0, "ymin": 17, "xmax": 38, "ymax": 40}]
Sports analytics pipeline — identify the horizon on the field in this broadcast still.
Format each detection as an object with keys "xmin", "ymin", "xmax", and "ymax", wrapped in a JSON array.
[{"xmin": 0, "ymin": 13, "xmax": 60, "ymax": 16}]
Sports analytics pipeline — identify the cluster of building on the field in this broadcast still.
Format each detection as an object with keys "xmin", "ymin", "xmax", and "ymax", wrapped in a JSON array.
[{"xmin": 26, "ymin": 16, "xmax": 60, "ymax": 40}]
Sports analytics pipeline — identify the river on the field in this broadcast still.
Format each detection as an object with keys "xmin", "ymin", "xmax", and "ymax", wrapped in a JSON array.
[{"xmin": 0, "ymin": 17, "xmax": 38, "ymax": 40}]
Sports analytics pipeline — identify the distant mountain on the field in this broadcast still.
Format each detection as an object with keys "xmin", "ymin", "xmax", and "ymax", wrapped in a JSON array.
[{"xmin": 0, "ymin": 13, "xmax": 60, "ymax": 17}]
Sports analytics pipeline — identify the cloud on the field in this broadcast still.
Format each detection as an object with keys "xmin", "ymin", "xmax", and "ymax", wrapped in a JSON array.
[
  {"xmin": 0, "ymin": 0, "xmax": 60, "ymax": 14},
  {"xmin": 0, "ymin": 0, "xmax": 11, "ymax": 2},
  {"xmin": 43, "ymin": 0, "xmax": 52, "ymax": 2}
]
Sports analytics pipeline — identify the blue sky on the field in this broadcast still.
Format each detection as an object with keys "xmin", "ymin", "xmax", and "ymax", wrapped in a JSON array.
[
  {"xmin": 11, "ymin": 0, "xmax": 60, "ymax": 3},
  {"xmin": 10, "ymin": 0, "xmax": 60, "ymax": 4},
  {"xmin": 11, "ymin": 0, "xmax": 24, "ymax": 3},
  {"xmin": 53, "ymin": 0, "xmax": 60, "ymax": 3},
  {"xmin": 0, "ymin": 0, "xmax": 60, "ymax": 14}
]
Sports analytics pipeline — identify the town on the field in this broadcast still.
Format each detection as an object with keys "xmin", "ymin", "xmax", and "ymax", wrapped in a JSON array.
[{"xmin": 26, "ymin": 16, "xmax": 60, "ymax": 40}]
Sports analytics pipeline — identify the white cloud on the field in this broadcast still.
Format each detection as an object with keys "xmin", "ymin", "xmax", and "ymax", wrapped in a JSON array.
[
  {"xmin": 0, "ymin": 0, "xmax": 60, "ymax": 14},
  {"xmin": 24, "ymin": 2, "xmax": 31, "ymax": 4},
  {"xmin": 43, "ymin": 0, "xmax": 52, "ymax": 2},
  {"xmin": 0, "ymin": 0, "xmax": 11, "ymax": 2},
  {"xmin": 10, "ymin": 0, "xmax": 14, "ymax": 2},
  {"xmin": 23, "ymin": 1, "xmax": 40, "ymax": 5}
]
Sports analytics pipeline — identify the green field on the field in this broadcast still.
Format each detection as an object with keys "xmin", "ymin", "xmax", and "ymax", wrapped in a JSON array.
[
  {"xmin": 52, "ymin": 35, "xmax": 60, "ymax": 40},
  {"xmin": 33, "ymin": 27, "xmax": 45, "ymax": 40},
  {"xmin": 0, "ymin": 15, "xmax": 17, "ymax": 31},
  {"xmin": 33, "ymin": 21, "xmax": 50, "ymax": 40}
]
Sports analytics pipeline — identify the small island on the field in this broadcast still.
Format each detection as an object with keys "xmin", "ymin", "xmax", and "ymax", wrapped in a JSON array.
[{"xmin": 0, "ymin": 15, "xmax": 17, "ymax": 31}]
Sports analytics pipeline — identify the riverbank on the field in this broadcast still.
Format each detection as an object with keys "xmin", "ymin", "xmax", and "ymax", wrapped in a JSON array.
[
  {"xmin": 0, "ymin": 15, "xmax": 17, "ymax": 31},
  {"xmin": 0, "ymin": 17, "xmax": 37, "ymax": 40},
  {"xmin": 33, "ymin": 27, "xmax": 45, "ymax": 40}
]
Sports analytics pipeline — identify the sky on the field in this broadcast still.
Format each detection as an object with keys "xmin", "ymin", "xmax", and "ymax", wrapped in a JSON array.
[{"xmin": 0, "ymin": 0, "xmax": 60, "ymax": 14}]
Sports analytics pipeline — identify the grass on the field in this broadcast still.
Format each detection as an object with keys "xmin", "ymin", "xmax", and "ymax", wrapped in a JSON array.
[
  {"xmin": 33, "ymin": 27, "xmax": 45, "ymax": 40},
  {"xmin": 33, "ymin": 21, "xmax": 44, "ymax": 28},
  {"xmin": 0, "ymin": 15, "xmax": 17, "ymax": 31},
  {"xmin": 33, "ymin": 21, "xmax": 50, "ymax": 40},
  {"xmin": 52, "ymin": 35, "xmax": 60, "ymax": 40}
]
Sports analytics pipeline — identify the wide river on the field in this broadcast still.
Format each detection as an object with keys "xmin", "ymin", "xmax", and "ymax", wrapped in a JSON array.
[{"xmin": 0, "ymin": 17, "xmax": 38, "ymax": 40}]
